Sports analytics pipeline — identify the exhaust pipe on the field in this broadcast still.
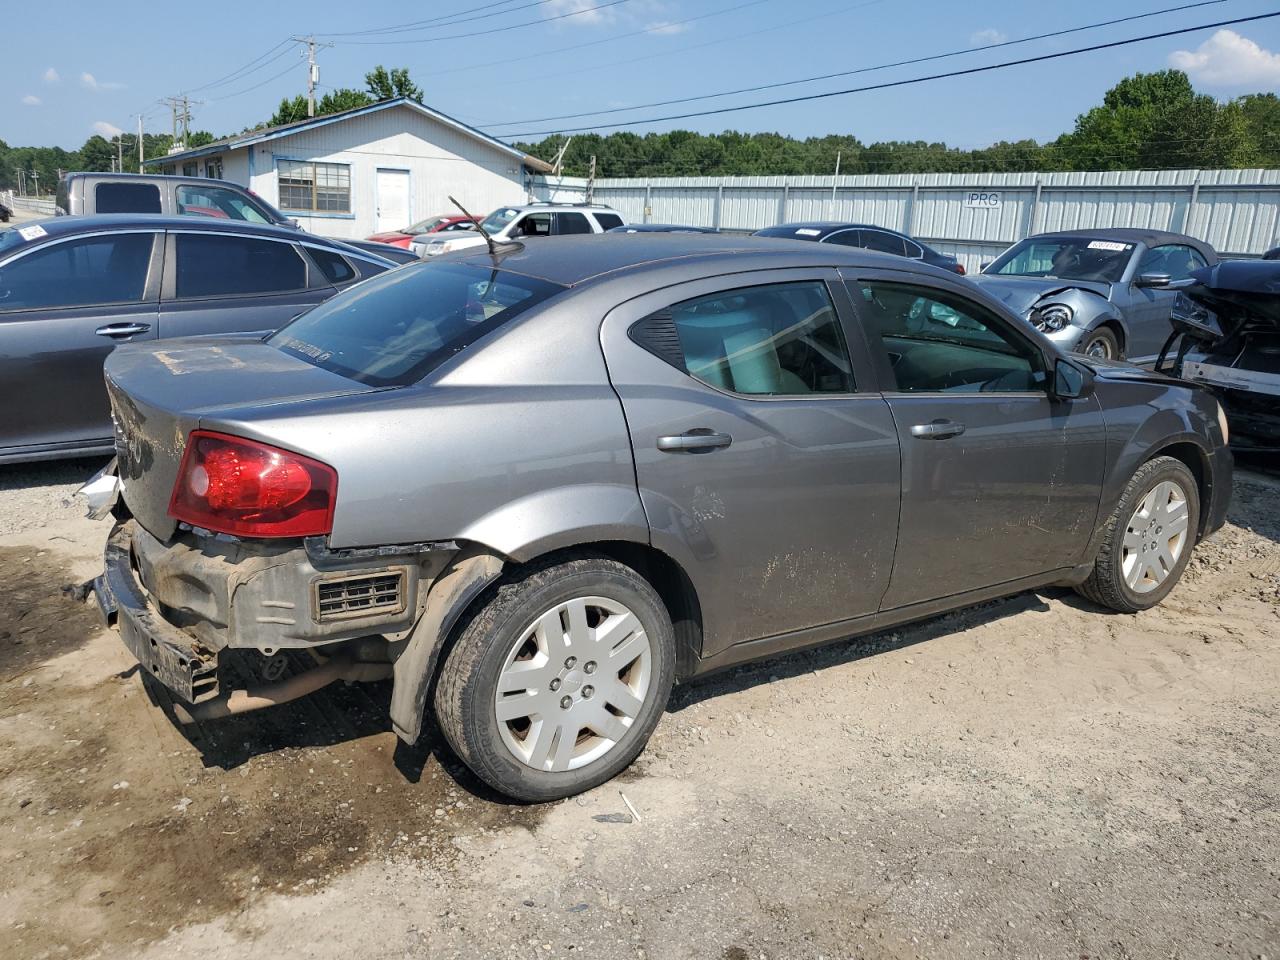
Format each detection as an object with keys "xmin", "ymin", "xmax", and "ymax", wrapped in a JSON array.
[{"xmin": 172, "ymin": 657, "xmax": 392, "ymax": 724}]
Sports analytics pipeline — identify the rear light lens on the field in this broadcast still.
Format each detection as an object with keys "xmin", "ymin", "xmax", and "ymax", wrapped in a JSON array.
[
  {"xmin": 953, "ymin": 263, "xmax": 966, "ymax": 275},
  {"xmin": 169, "ymin": 431, "xmax": 337, "ymax": 538}
]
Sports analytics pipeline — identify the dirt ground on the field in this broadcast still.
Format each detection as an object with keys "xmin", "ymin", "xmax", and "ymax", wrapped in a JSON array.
[{"xmin": 1, "ymin": 457, "xmax": 1277, "ymax": 960}]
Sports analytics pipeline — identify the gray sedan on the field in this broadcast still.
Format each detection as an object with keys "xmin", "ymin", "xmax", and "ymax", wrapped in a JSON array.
[
  {"xmin": 0, "ymin": 215, "xmax": 393, "ymax": 464},
  {"xmin": 90, "ymin": 235, "xmax": 1232, "ymax": 802},
  {"xmin": 972, "ymin": 228, "xmax": 1218, "ymax": 362}
]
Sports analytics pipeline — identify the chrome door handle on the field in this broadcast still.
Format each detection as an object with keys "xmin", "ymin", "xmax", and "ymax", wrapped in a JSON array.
[
  {"xmin": 95, "ymin": 322, "xmax": 151, "ymax": 339},
  {"xmin": 656, "ymin": 431, "xmax": 733, "ymax": 453},
  {"xmin": 910, "ymin": 419, "xmax": 966, "ymax": 440}
]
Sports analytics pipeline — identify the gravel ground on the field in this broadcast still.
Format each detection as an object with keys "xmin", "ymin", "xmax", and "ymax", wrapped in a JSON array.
[
  {"xmin": 0, "ymin": 459, "xmax": 1277, "ymax": 960},
  {"xmin": 0, "ymin": 458, "xmax": 109, "ymax": 537}
]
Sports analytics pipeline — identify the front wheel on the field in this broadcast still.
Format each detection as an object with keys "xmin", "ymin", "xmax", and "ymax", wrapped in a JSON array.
[
  {"xmin": 1076, "ymin": 456, "xmax": 1199, "ymax": 613},
  {"xmin": 1079, "ymin": 327, "xmax": 1122, "ymax": 361},
  {"xmin": 434, "ymin": 557, "xmax": 675, "ymax": 802}
]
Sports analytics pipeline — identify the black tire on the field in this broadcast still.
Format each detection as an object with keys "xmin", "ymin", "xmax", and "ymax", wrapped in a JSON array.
[
  {"xmin": 434, "ymin": 556, "xmax": 675, "ymax": 803},
  {"xmin": 1076, "ymin": 456, "xmax": 1200, "ymax": 613},
  {"xmin": 1079, "ymin": 326, "xmax": 1122, "ymax": 361}
]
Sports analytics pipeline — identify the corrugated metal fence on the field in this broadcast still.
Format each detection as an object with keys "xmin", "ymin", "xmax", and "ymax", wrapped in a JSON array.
[{"xmin": 532, "ymin": 169, "xmax": 1280, "ymax": 272}]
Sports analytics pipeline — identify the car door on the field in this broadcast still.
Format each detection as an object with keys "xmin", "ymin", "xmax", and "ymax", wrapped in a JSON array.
[
  {"xmin": 1120, "ymin": 243, "xmax": 1212, "ymax": 362},
  {"xmin": 0, "ymin": 230, "xmax": 160, "ymax": 455},
  {"xmin": 158, "ymin": 231, "xmax": 334, "ymax": 339},
  {"xmin": 844, "ymin": 269, "xmax": 1106, "ymax": 609},
  {"xmin": 600, "ymin": 269, "xmax": 902, "ymax": 658}
]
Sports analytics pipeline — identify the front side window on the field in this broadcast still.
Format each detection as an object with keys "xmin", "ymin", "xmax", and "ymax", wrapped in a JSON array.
[
  {"xmin": 513, "ymin": 213, "xmax": 551, "ymax": 237},
  {"xmin": 176, "ymin": 185, "xmax": 270, "ymax": 224},
  {"xmin": 1139, "ymin": 244, "xmax": 1208, "ymax": 280},
  {"xmin": 638, "ymin": 281, "xmax": 855, "ymax": 396},
  {"xmin": 0, "ymin": 233, "xmax": 153, "ymax": 311},
  {"xmin": 556, "ymin": 212, "xmax": 592, "ymax": 235},
  {"xmin": 277, "ymin": 160, "xmax": 351, "ymax": 213},
  {"xmin": 988, "ymin": 237, "xmax": 1133, "ymax": 283},
  {"xmin": 481, "ymin": 207, "xmax": 520, "ymax": 233},
  {"xmin": 270, "ymin": 262, "xmax": 563, "ymax": 387},
  {"xmin": 825, "ymin": 229, "xmax": 862, "ymax": 248},
  {"xmin": 857, "ymin": 281, "xmax": 1043, "ymax": 393},
  {"xmin": 95, "ymin": 182, "xmax": 161, "ymax": 214},
  {"xmin": 174, "ymin": 234, "xmax": 307, "ymax": 299}
]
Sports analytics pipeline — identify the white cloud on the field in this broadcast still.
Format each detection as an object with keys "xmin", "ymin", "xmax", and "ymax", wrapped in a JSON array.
[
  {"xmin": 1169, "ymin": 29, "xmax": 1280, "ymax": 88},
  {"xmin": 81, "ymin": 72, "xmax": 125, "ymax": 92},
  {"xmin": 970, "ymin": 28, "xmax": 1007, "ymax": 46},
  {"xmin": 646, "ymin": 20, "xmax": 690, "ymax": 35},
  {"xmin": 544, "ymin": 0, "xmax": 613, "ymax": 25},
  {"xmin": 22, "ymin": 95, "xmax": 42, "ymax": 107},
  {"xmin": 43, "ymin": 67, "xmax": 60, "ymax": 84},
  {"xmin": 92, "ymin": 120, "xmax": 123, "ymax": 138}
]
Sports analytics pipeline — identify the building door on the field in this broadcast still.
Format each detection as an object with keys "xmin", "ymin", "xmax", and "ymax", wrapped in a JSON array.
[{"xmin": 376, "ymin": 169, "xmax": 410, "ymax": 234}]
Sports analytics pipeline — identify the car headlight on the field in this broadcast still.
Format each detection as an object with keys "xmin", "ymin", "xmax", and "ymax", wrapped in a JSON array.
[{"xmin": 1033, "ymin": 303, "xmax": 1073, "ymax": 332}]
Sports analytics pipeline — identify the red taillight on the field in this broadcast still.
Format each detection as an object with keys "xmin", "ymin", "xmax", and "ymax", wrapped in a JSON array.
[
  {"xmin": 169, "ymin": 431, "xmax": 337, "ymax": 538},
  {"xmin": 953, "ymin": 263, "xmax": 967, "ymax": 275}
]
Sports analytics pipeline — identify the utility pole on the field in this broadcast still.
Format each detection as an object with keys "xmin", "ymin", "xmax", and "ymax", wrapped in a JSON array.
[
  {"xmin": 17, "ymin": 169, "xmax": 24, "ymax": 196},
  {"xmin": 551, "ymin": 136, "xmax": 573, "ymax": 177},
  {"xmin": 831, "ymin": 150, "xmax": 841, "ymax": 210},
  {"xmin": 30, "ymin": 170, "xmax": 40, "ymax": 197},
  {"xmin": 135, "ymin": 114, "xmax": 145, "ymax": 171},
  {"xmin": 161, "ymin": 96, "xmax": 196, "ymax": 150},
  {"xmin": 116, "ymin": 135, "xmax": 124, "ymax": 174},
  {"xmin": 292, "ymin": 36, "xmax": 334, "ymax": 118},
  {"xmin": 585, "ymin": 154, "xmax": 597, "ymax": 205}
]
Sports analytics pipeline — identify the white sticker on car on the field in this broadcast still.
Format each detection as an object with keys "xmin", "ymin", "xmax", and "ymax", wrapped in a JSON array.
[
  {"xmin": 1087, "ymin": 240, "xmax": 1131, "ymax": 251},
  {"xmin": 17, "ymin": 224, "xmax": 47, "ymax": 241},
  {"xmin": 796, "ymin": 228, "xmax": 822, "ymax": 236}
]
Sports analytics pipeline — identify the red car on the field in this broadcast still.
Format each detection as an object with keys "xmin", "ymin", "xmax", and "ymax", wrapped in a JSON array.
[{"xmin": 366, "ymin": 214, "xmax": 479, "ymax": 249}]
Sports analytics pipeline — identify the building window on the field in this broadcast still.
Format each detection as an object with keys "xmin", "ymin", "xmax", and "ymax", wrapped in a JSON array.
[
  {"xmin": 277, "ymin": 159, "xmax": 351, "ymax": 214},
  {"xmin": 204, "ymin": 158, "xmax": 223, "ymax": 179},
  {"xmin": 182, "ymin": 162, "xmax": 198, "ymax": 177}
]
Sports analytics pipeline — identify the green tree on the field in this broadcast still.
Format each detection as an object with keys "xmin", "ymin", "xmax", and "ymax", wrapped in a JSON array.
[
  {"xmin": 79, "ymin": 135, "xmax": 116, "ymax": 172},
  {"xmin": 365, "ymin": 65, "xmax": 423, "ymax": 102},
  {"xmin": 1237, "ymin": 93, "xmax": 1280, "ymax": 166}
]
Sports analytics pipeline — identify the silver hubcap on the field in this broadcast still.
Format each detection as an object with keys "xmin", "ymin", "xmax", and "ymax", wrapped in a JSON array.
[
  {"xmin": 1085, "ymin": 335, "xmax": 1113, "ymax": 359},
  {"xmin": 494, "ymin": 596, "xmax": 652, "ymax": 773},
  {"xmin": 1122, "ymin": 480, "xmax": 1190, "ymax": 594}
]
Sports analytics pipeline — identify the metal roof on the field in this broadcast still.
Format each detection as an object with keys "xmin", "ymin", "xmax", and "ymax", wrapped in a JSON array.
[{"xmin": 148, "ymin": 97, "xmax": 553, "ymax": 173}]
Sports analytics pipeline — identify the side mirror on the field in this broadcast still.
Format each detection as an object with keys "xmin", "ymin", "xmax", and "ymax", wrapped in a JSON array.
[
  {"xmin": 1135, "ymin": 272, "xmax": 1172, "ymax": 289},
  {"xmin": 1053, "ymin": 358, "xmax": 1091, "ymax": 400}
]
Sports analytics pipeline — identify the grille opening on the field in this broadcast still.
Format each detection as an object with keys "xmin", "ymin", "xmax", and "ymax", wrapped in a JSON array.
[{"xmin": 314, "ymin": 570, "xmax": 406, "ymax": 622}]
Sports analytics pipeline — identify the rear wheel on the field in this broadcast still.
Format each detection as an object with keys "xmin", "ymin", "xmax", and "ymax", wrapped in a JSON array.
[
  {"xmin": 1080, "ymin": 326, "xmax": 1121, "ymax": 361},
  {"xmin": 1076, "ymin": 456, "xmax": 1199, "ymax": 613},
  {"xmin": 434, "ymin": 557, "xmax": 675, "ymax": 802}
]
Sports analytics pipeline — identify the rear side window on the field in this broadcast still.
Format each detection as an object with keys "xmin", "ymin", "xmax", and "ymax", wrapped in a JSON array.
[
  {"xmin": 306, "ymin": 246, "xmax": 357, "ymax": 285},
  {"xmin": 860, "ymin": 230, "xmax": 907, "ymax": 257},
  {"xmin": 633, "ymin": 281, "xmax": 854, "ymax": 395},
  {"xmin": 176, "ymin": 185, "xmax": 271, "ymax": 224},
  {"xmin": 556, "ymin": 212, "xmax": 593, "ymax": 235},
  {"xmin": 174, "ymin": 234, "xmax": 307, "ymax": 299},
  {"xmin": 593, "ymin": 213, "xmax": 624, "ymax": 231},
  {"xmin": 95, "ymin": 182, "xmax": 162, "ymax": 214},
  {"xmin": 0, "ymin": 233, "xmax": 153, "ymax": 311},
  {"xmin": 270, "ymin": 262, "xmax": 562, "ymax": 387}
]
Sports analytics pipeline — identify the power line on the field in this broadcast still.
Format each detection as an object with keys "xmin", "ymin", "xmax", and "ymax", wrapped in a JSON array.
[
  {"xmin": 318, "ymin": 0, "xmax": 550, "ymax": 38},
  {"xmin": 495, "ymin": 10, "xmax": 1280, "ymax": 138},
  {"xmin": 481, "ymin": 0, "xmax": 1228, "ymax": 128},
  {"xmin": 204, "ymin": 59, "xmax": 302, "ymax": 103},
  {"xmin": 336, "ymin": 0, "xmax": 633, "ymax": 46},
  {"xmin": 419, "ymin": 0, "xmax": 781, "ymax": 78},
  {"xmin": 181, "ymin": 39, "xmax": 296, "ymax": 94}
]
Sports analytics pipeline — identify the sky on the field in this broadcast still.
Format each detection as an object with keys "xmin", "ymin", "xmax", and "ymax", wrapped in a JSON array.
[{"xmin": 4, "ymin": 0, "xmax": 1280, "ymax": 156}]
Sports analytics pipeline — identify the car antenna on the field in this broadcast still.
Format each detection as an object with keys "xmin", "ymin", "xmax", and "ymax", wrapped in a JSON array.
[{"xmin": 448, "ymin": 195, "xmax": 518, "ymax": 258}]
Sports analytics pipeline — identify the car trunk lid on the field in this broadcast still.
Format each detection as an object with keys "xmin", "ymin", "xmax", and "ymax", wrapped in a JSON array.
[{"xmin": 105, "ymin": 336, "xmax": 378, "ymax": 541}]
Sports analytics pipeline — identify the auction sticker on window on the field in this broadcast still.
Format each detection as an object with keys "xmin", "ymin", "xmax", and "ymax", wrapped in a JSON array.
[
  {"xmin": 17, "ymin": 224, "xmax": 47, "ymax": 241},
  {"xmin": 1087, "ymin": 240, "xmax": 1131, "ymax": 252}
]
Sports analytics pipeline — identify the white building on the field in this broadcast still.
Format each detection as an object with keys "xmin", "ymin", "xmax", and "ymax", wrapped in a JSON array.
[{"xmin": 153, "ymin": 97, "xmax": 553, "ymax": 239}]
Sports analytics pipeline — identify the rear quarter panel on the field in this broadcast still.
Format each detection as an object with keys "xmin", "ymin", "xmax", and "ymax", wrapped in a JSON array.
[{"xmin": 202, "ymin": 297, "xmax": 646, "ymax": 555}]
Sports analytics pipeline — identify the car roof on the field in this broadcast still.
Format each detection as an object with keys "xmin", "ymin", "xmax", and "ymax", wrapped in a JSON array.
[
  {"xmin": 492, "ymin": 203, "xmax": 619, "ymax": 214},
  {"xmin": 1031, "ymin": 227, "xmax": 1215, "ymax": 256},
  {"xmin": 4, "ymin": 214, "xmax": 313, "ymax": 244},
  {"xmin": 63, "ymin": 171, "xmax": 236, "ymax": 186},
  {"xmin": 754, "ymin": 222, "xmax": 896, "ymax": 238},
  {"xmin": 447, "ymin": 232, "xmax": 948, "ymax": 287}
]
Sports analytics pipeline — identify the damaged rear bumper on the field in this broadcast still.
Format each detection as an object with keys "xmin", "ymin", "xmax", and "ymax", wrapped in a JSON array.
[{"xmin": 95, "ymin": 522, "xmax": 219, "ymax": 704}]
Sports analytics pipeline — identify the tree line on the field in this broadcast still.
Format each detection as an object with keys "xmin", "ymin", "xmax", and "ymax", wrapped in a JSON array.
[{"xmin": 2, "ymin": 69, "xmax": 1277, "ymax": 195}]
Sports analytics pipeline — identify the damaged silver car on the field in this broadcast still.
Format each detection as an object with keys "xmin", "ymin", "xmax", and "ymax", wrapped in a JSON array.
[{"xmin": 88, "ymin": 235, "xmax": 1232, "ymax": 802}]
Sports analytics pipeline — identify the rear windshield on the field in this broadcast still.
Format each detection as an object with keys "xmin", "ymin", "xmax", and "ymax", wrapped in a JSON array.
[
  {"xmin": 270, "ymin": 261, "xmax": 563, "ymax": 387},
  {"xmin": 987, "ymin": 237, "xmax": 1134, "ymax": 283}
]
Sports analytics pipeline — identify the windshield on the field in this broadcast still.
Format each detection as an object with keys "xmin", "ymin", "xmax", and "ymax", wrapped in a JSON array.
[
  {"xmin": 481, "ymin": 207, "xmax": 521, "ymax": 233},
  {"xmin": 404, "ymin": 215, "xmax": 449, "ymax": 235},
  {"xmin": 270, "ymin": 262, "xmax": 563, "ymax": 388},
  {"xmin": 987, "ymin": 237, "xmax": 1134, "ymax": 283}
]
